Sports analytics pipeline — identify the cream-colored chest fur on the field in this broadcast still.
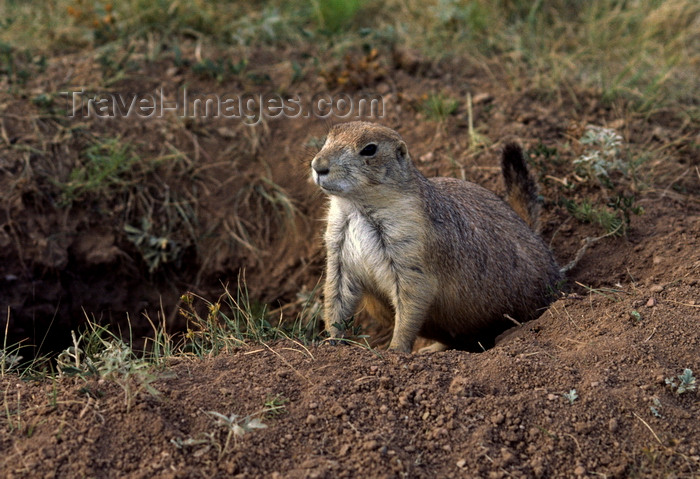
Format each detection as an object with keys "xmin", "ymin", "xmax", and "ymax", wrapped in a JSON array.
[{"xmin": 326, "ymin": 196, "xmax": 425, "ymax": 301}]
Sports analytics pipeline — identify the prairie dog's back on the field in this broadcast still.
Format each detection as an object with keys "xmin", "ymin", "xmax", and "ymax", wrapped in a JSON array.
[{"xmin": 419, "ymin": 177, "xmax": 561, "ymax": 344}]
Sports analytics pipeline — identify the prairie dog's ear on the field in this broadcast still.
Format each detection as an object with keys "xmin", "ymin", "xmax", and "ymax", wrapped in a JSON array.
[{"xmin": 396, "ymin": 141, "xmax": 408, "ymax": 163}]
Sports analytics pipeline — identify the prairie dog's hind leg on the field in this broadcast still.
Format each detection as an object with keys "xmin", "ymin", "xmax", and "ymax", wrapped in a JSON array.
[{"xmin": 418, "ymin": 341, "xmax": 449, "ymax": 353}]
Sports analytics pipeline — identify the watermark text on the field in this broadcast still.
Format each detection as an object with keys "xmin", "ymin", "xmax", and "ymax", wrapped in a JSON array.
[{"xmin": 62, "ymin": 88, "xmax": 385, "ymax": 124}]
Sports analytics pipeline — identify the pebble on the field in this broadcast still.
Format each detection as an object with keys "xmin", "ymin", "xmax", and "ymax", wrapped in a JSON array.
[
  {"xmin": 646, "ymin": 297, "xmax": 657, "ymax": 307},
  {"xmin": 472, "ymin": 92, "xmax": 493, "ymax": 104},
  {"xmin": 500, "ymin": 448, "xmax": 515, "ymax": 465},
  {"xmin": 363, "ymin": 440, "xmax": 378, "ymax": 451},
  {"xmin": 650, "ymin": 285, "xmax": 664, "ymax": 293},
  {"xmin": 491, "ymin": 413, "xmax": 505, "ymax": 425},
  {"xmin": 419, "ymin": 152, "xmax": 435, "ymax": 163},
  {"xmin": 574, "ymin": 465, "xmax": 586, "ymax": 476},
  {"xmin": 609, "ymin": 418, "xmax": 619, "ymax": 433}
]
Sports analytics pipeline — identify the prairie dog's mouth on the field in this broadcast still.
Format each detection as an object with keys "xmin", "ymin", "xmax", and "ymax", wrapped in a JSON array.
[
  {"xmin": 313, "ymin": 174, "xmax": 346, "ymax": 195},
  {"xmin": 318, "ymin": 183, "xmax": 341, "ymax": 194}
]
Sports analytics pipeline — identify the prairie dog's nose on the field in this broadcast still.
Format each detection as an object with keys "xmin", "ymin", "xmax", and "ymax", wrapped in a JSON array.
[{"xmin": 312, "ymin": 158, "xmax": 330, "ymax": 176}]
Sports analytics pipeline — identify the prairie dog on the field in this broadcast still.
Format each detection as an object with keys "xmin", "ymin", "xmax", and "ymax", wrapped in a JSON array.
[{"xmin": 311, "ymin": 121, "xmax": 561, "ymax": 353}]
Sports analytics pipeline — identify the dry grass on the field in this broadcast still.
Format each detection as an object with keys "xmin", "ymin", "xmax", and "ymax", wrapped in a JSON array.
[{"xmin": 2, "ymin": 1, "xmax": 697, "ymax": 116}]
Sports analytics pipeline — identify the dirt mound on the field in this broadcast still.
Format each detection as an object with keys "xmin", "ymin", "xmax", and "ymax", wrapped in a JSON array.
[{"xmin": 2, "ymin": 278, "xmax": 699, "ymax": 478}]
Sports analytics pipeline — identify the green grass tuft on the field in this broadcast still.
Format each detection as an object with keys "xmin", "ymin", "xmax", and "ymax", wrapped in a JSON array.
[
  {"xmin": 312, "ymin": 0, "xmax": 366, "ymax": 33},
  {"xmin": 421, "ymin": 92, "xmax": 459, "ymax": 122},
  {"xmin": 56, "ymin": 138, "xmax": 139, "ymax": 206}
]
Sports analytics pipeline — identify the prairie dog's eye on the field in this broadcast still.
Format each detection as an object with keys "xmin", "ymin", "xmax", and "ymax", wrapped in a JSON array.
[{"xmin": 359, "ymin": 144, "xmax": 377, "ymax": 156}]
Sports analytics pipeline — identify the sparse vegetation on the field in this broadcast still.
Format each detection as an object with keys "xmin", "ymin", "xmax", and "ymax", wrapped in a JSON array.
[
  {"xmin": 574, "ymin": 126, "xmax": 625, "ymax": 186},
  {"xmin": 56, "ymin": 138, "xmax": 140, "ymax": 206},
  {"xmin": 178, "ymin": 279, "xmax": 323, "ymax": 357},
  {"xmin": 665, "ymin": 369, "xmax": 696, "ymax": 395},
  {"xmin": 263, "ymin": 394, "xmax": 289, "ymax": 417},
  {"xmin": 1, "ymin": 319, "xmax": 23, "ymax": 378},
  {"xmin": 124, "ymin": 219, "xmax": 183, "ymax": 273},
  {"xmin": 205, "ymin": 410, "xmax": 267, "ymax": 456},
  {"xmin": 558, "ymin": 125, "xmax": 645, "ymax": 237},
  {"xmin": 171, "ymin": 409, "xmax": 268, "ymax": 460},
  {"xmin": 563, "ymin": 198, "xmax": 624, "ymax": 236},
  {"xmin": 55, "ymin": 326, "xmax": 160, "ymax": 411},
  {"xmin": 421, "ymin": 92, "xmax": 459, "ymax": 122},
  {"xmin": 563, "ymin": 389, "xmax": 578, "ymax": 405}
]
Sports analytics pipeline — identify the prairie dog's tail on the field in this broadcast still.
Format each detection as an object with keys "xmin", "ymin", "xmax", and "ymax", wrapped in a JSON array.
[{"xmin": 501, "ymin": 142, "xmax": 541, "ymax": 233}]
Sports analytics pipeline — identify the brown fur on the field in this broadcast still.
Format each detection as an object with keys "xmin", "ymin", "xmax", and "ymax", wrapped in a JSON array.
[{"xmin": 311, "ymin": 122, "xmax": 561, "ymax": 353}]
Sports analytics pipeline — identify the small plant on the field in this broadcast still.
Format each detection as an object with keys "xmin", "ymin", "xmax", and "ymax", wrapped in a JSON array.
[
  {"xmin": 527, "ymin": 142, "xmax": 566, "ymax": 182},
  {"xmin": 96, "ymin": 44, "xmax": 136, "ymax": 82},
  {"xmin": 192, "ymin": 57, "xmax": 246, "ymax": 82},
  {"xmin": 573, "ymin": 126, "xmax": 627, "ymax": 186},
  {"xmin": 607, "ymin": 194, "xmax": 644, "ymax": 229},
  {"xmin": 56, "ymin": 327, "xmax": 159, "ymax": 411},
  {"xmin": 124, "ymin": 219, "xmax": 182, "ymax": 273},
  {"xmin": 3, "ymin": 384, "xmax": 23, "ymax": 433},
  {"xmin": 31, "ymin": 93, "xmax": 54, "ymax": 110},
  {"xmin": 466, "ymin": 92, "xmax": 490, "ymax": 151},
  {"xmin": 629, "ymin": 310, "xmax": 642, "ymax": 323},
  {"xmin": 1, "ymin": 318, "xmax": 28, "ymax": 378},
  {"xmin": 57, "ymin": 138, "xmax": 139, "ymax": 205},
  {"xmin": 650, "ymin": 397, "xmax": 662, "ymax": 418},
  {"xmin": 330, "ymin": 315, "xmax": 370, "ymax": 345},
  {"xmin": 422, "ymin": 92, "xmax": 459, "ymax": 122},
  {"xmin": 0, "ymin": 41, "xmax": 42, "ymax": 86},
  {"xmin": 306, "ymin": 135, "xmax": 327, "ymax": 151},
  {"xmin": 263, "ymin": 394, "xmax": 289, "ymax": 417},
  {"xmin": 208, "ymin": 410, "xmax": 267, "ymax": 439},
  {"xmin": 563, "ymin": 198, "xmax": 623, "ymax": 236},
  {"xmin": 665, "ymin": 369, "xmax": 696, "ymax": 395},
  {"xmin": 436, "ymin": 0, "xmax": 489, "ymax": 36},
  {"xmin": 563, "ymin": 389, "xmax": 578, "ymax": 404},
  {"xmin": 172, "ymin": 409, "xmax": 267, "ymax": 459},
  {"xmin": 1, "ymin": 351, "xmax": 22, "ymax": 374}
]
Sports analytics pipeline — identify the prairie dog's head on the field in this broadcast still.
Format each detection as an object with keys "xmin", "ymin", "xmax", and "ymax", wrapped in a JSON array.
[{"xmin": 311, "ymin": 122, "xmax": 413, "ymax": 198}]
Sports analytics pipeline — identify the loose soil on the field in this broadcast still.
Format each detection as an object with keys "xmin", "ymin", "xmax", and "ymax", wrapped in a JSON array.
[{"xmin": 1, "ymin": 42, "xmax": 699, "ymax": 477}]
